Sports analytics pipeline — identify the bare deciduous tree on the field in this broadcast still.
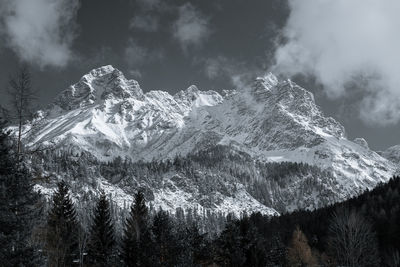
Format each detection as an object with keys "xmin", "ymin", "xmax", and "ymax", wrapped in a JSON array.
[
  {"xmin": 6, "ymin": 66, "xmax": 37, "ymax": 154},
  {"xmin": 77, "ymin": 226, "xmax": 88, "ymax": 267},
  {"xmin": 327, "ymin": 207, "xmax": 380, "ymax": 267},
  {"xmin": 383, "ymin": 248, "xmax": 400, "ymax": 267}
]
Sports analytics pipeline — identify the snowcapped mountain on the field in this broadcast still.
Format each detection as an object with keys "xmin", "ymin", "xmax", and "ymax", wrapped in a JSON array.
[{"xmin": 22, "ymin": 65, "xmax": 396, "ymax": 216}]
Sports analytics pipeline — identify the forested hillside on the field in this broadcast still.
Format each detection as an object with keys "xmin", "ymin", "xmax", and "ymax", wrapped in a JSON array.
[{"xmin": 32, "ymin": 145, "xmax": 338, "ymax": 216}]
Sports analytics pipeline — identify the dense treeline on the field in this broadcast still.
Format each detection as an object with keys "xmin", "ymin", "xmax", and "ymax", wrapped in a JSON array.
[
  {"xmin": 222, "ymin": 176, "xmax": 400, "ymax": 266},
  {"xmin": 32, "ymin": 145, "xmax": 338, "ymax": 213}
]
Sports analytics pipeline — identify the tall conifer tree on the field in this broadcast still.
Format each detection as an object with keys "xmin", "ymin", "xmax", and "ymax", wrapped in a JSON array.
[
  {"xmin": 152, "ymin": 210, "xmax": 178, "ymax": 266},
  {"xmin": 45, "ymin": 180, "xmax": 79, "ymax": 266},
  {"xmin": 122, "ymin": 190, "xmax": 152, "ymax": 267},
  {"xmin": 87, "ymin": 191, "xmax": 115, "ymax": 266}
]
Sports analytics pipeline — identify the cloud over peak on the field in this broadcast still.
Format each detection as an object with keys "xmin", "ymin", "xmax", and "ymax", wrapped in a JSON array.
[
  {"xmin": 124, "ymin": 38, "xmax": 163, "ymax": 79},
  {"xmin": 272, "ymin": 0, "xmax": 400, "ymax": 125},
  {"xmin": 201, "ymin": 56, "xmax": 262, "ymax": 89}
]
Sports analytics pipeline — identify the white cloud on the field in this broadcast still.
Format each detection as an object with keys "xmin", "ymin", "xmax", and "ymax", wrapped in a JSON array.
[
  {"xmin": 204, "ymin": 56, "xmax": 229, "ymax": 79},
  {"xmin": 172, "ymin": 3, "xmax": 210, "ymax": 51},
  {"xmin": 202, "ymin": 56, "xmax": 261, "ymax": 89},
  {"xmin": 125, "ymin": 39, "xmax": 149, "ymax": 65},
  {"xmin": 130, "ymin": 14, "xmax": 159, "ymax": 32},
  {"xmin": 124, "ymin": 38, "xmax": 163, "ymax": 78},
  {"xmin": 135, "ymin": 0, "xmax": 161, "ymax": 11},
  {"xmin": 272, "ymin": 0, "xmax": 400, "ymax": 125},
  {"xmin": 128, "ymin": 69, "xmax": 142, "ymax": 79},
  {"xmin": 0, "ymin": 0, "xmax": 80, "ymax": 68},
  {"xmin": 129, "ymin": 0, "xmax": 168, "ymax": 33}
]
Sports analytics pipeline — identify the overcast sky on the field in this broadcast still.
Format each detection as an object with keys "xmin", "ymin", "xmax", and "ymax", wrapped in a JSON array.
[{"xmin": 0, "ymin": 0, "xmax": 399, "ymax": 150}]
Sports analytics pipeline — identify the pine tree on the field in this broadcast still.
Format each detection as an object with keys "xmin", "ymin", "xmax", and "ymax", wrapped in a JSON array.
[
  {"xmin": 122, "ymin": 190, "xmax": 152, "ymax": 267},
  {"xmin": 45, "ymin": 180, "xmax": 79, "ymax": 266},
  {"xmin": 241, "ymin": 220, "xmax": 268, "ymax": 267},
  {"xmin": 265, "ymin": 235, "xmax": 286, "ymax": 266},
  {"xmin": 151, "ymin": 210, "xmax": 178, "ymax": 266},
  {"xmin": 215, "ymin": 219, "xmax": 246, "ymax": 266},
  {"xmin": 87, "ymin": 191, "xmax": 115, "ymax": 266},
  {"xmin": 0, "ymin": 122, "xmax": 42, "ymax": 266},
  {"xmin": 186, "ymin": 223, "xmax": 211, "ymax": 266}
]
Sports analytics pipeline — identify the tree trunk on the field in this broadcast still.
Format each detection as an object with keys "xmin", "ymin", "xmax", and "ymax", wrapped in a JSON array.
[{"xmin": 17, "ymin": 118, "xmax": 22, "ymax": 154}]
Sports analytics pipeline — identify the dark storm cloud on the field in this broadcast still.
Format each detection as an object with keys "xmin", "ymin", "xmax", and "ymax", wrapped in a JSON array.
[{"xmin": 0, "ymin": 0, "xmax": 80, "ymax": 68}]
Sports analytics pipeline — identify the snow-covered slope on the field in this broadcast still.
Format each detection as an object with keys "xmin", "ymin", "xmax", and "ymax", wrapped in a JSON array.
[{"xmin": 23, "ymin": 65, "xmax": 396, "ymax": 215}]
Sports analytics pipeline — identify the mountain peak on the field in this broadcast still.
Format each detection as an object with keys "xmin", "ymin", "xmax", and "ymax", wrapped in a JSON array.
[
  {"xmin": 79, "ymin": 65, "xmax": 121, "ymax": 84},
  {"xmin": 174, "ymin": 85, "xmax": 200, "ymax": 102},
  {"xmin": 250, "ymin": 72, "xmax": 316, "ymax": 106},
  {"xmin": 183, "ymin": 85, "xmax": 200, "ymax": 96},
  {"xmin": 190, "ymin": 84, "xmax": 200, "ymax": 91},
  {"xmin": 86, "ymin": 65, "xmax": 115, "ymax": 76},
  {"xmin": 54, "ymin": 66, "xmax": 143, "ymax": 110},
  {"xmin": 252, "ymin": 72, "xmax": 279, "ymax": 94},
  {"xmin": 173, "ymin": 84, "xmax": 222, "ymax": 109},
  {"xmin": 256, "ymin": 72, "xmax": 279, "ymax": 87}
]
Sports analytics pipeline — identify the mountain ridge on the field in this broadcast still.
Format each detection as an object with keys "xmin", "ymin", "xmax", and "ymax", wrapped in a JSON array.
[{"xmin": 19, "ymin": 65, "xmax": 396, "ymax": 216}]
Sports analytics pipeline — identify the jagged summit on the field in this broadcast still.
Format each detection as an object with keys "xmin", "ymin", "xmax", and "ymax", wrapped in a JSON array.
[
  {"xmin": 185, "ymin": 84, "xmax": 200, "ymax": 94},
  {"xmin": 254, "ymin": 72, "xmax": 279, "ymax": 90},
  {"xmin": 83, "ymin": 64, "xmax": 116, "ymax": 77},
  {"xmin": 54, "ymin": 65, "xmax": 143, "ymax": 110},
  {"xmin": 174, "ymin": 84, "xmax": 201, "ymax": 103},
  {"xmin": 242, "ymin": 73, "xmax": 345, "ymax": 144},
  {"xmin": 251, "ymin": 73, "xmax": 316, "ymax": 107}
]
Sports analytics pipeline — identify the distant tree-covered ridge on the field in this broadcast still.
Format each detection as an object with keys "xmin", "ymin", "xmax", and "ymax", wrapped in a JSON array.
[{"xmin": 32, "ymin": 145, "xmax": 338, "ymax": 214}]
